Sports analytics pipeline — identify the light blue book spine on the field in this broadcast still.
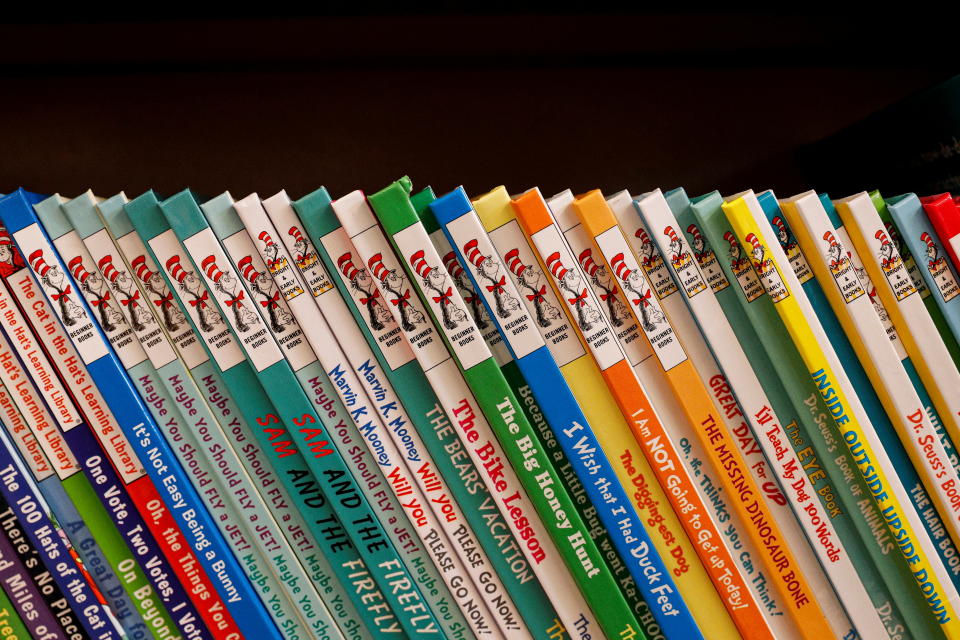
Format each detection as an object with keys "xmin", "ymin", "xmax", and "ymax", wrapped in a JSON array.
[
  {"xmin": 0, "ymin": 188, "xmax": 274, "ymax": 640},
  {"xmin": 159, "ymin": 190, "xmax": 448, "ymax": 639},
  {"xmin": 758, "ymin": 190, "xmax": 960, "ymax": 594}
]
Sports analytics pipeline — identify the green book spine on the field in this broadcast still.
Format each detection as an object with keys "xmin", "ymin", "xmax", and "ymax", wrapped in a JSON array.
[
  {"xmin": 289, "ymin": 187, "xmax": 567, "ymax": 639},
  {"xmin": 122, "ymin": 190, "xmax": 384, "ymax": 640},
  {"xmin": 365, "ymin": 179, "xmax": 643, "ymax": 640},
  {"xmin": 691, "ymin": 191, "xmax": 937, "ymax": 640},
  {"xmin": 160, "ymin": 190, "xmax": 449, "ymax": 639},
  {"xmin": 0, "ymin": 581, "xmax": 30, "ymax": 640}
]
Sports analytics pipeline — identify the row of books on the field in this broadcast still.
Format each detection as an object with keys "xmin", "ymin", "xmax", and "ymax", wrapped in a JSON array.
[{"xmin": 0, "ymin": 181, "xmax": 954, "ymax": 640}]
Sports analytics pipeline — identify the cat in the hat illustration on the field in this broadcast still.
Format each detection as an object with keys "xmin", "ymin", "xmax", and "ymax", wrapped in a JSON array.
[
  {"xmin": 578, "ymin": 248, "xmax": 627, "ymax": 327},
  {"xmin": 201, "ymin": 255, "xmax": 258, "ymax": 332},
  {"xmin": 545, "ymin": 252, "xmax": 600, "ymax": 331},
  {"xmin": 257, "ymin": 231, "xmax": 286, "ymax": 274},
  {"xmin": 99, "ymin": 255, "xmax": 151, "ymax": 332},
  {"xmin": 337, "ymin": 253, "xmax": 392, "ymax": 331},
  {"xmin": 29, "ymin": 250, "xmax": 83, "ymax": 325},
  {"xmin": 723, "ymin": 231, "xmax": 750, "ymax": 273},
  {"xmin": 771, "ymin": 217, "xmax": 796, "ymax": 253},
  {"xmin": 132, "ymin": 255, "xmax": 185, "ymax": 332},
  {"xmin": 875, "ymin": 229, "xmax": 900, "ymax": 272},
  {"xmin": 288, "ymin": 226, "xmax": 316, "ymax": 269},
  {"xmin": 664, "ymin": 226, "xmax": 690, "ymax": 269},
  {"xmin": 823, "ymin": 231, "xmax": 846, "ymax": 272},
  {"xmin": 850, "ymin": 255, "xmax": 889, "ymax": 322},
  {"xmin": 443, "ymin": 251, "xmax": 489, "ymax": 330},
  {"xmin": 635, "ymin": 227, "xmax": 659, "ymax": 269},
  {"xmin": 463, "ymin": 239, "xmax": 519, "ymax": 319},
  {"xmin": 922, "ymin": 232, "xmax": 942, "ymax": 268},
  {"xmin": 69, "ymin": 256, "xmax": 121, "ymax": 332},
  {"xmin": 166, "ymin": 255, "xmax": 223, "ymax": 333},
  {"xmin": 367, "ymin": 253, "xmax": 425, "ymax": 332},
  {"xmin": 744, "ymin": 234, "xmax": 769, "ymax": 272},
  {"xmin": 609, "ymin": 253, "xmax": 662, "ymax": 332},
  {"xmin": 502, "ymin": 248, "xmax": 559, "ymax": 329},
  {"xmin": 237, "ymin": 255, "xmax": 292, "ymax": 333},
  {"xmin": 410, "ymin": 250, "xmax": 466, "ymax": 330},
  {"xmin": 0, "ymin": 229, "xmax": 24, "ymax": 278}
]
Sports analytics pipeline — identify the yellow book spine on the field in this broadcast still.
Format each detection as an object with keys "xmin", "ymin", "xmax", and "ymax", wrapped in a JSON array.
[{"xmin": 724, "ymin": 194, "xmax": 960, "ymax": 639}]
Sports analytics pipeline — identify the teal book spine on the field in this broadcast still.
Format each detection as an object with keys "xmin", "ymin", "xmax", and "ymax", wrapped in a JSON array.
[
  {"xmin": 121, "ymin": 190, "xmax": 379, "ymax": 640},
  {"xmin": 289, "ymin": 187, "xmax": 566, "ymax": 639},
  {"xmin": 160, "ymin": 190, "xmax": 447, "ymax": 639}
]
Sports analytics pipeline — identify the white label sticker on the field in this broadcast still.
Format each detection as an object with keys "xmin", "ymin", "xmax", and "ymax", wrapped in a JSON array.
[
  {"xmin": 870, "ymin": 226, "xmax": 917, "ymax": 302},
  {"xmin": 770, "ymin": 215, "xmax": 814, "ymax": 284},
  {"xmin": 488, "ymin": 220, "xmax": 585, "ymax": 367},
  {"xmin": 116, "ymin": 230, "xmax": 208, "ymax": 370},
  {"xmin": 14, "ymin": 224, "xmax": 108, "ymax": 364},
  {"xmin": 616, "ymin": 220, "xmax": 679, "ymax": 300},
  {"xmin": 721, "ymin": 229, "xmax": 765, "ymax": 303},
  {"xmin": 741, "ymin": 231, "xmax": 790, "ymax": 303},
  {"xmin": 393, "ymin": 224, "xmax": 490, "ymax": 370},
  {"xmin": 918, "ymin": 231, "xmax": 960, "ymax": 303},
  {"xmin": 594, "ymin": 226, "xmax": 687, "ymax": 371},
  {"xmin": 685, "ymin": 223, "xmax": 730, "ymax": 293},
  {"xmin": 820, "ymin": 229, "xmax": 866, "ymax": 304}
]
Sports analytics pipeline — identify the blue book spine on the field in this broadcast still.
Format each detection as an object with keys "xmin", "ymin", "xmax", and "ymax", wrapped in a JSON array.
[
  {"xmin": 431, "ymin": 187, "xmax": 702, "ymax": 640},
  {"xmin": 0, "ymin": 189, "xmax": 270, "ymax": 640}
]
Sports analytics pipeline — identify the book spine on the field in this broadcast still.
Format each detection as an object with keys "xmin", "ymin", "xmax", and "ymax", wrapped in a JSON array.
[
  {"xmin": 787, "ymin": 193, "xmax": 960, "ymax": 559},
  {"xmin": 35, "ymin": 197, "xmax": 281, "ymax": 640},
  {"xmin": 121, "ymin": 196, "xmax": 385, "ymax": 640},
  {"xmin": 332, "ymin": 188, "xmax": 598, "ymax": 639},
  {"xmin": 723, "ymin": 192, "xmax": 960, "ymax": 635},
  {"xmin": 923, "ymin": 195, "xmax": 960, "ymax": 279},
  {"xmin": 431, "ymin": 189, "xmax": 702, "ymax": 640},
  {"xmin": 0, "ymin": 348, "xmax": 152, "ymax": 640},
  {"xmin": 160, "ymin": 191, "xmax": 444, "ymax": 639},
  {"xmin": 472, "ymin": 189, "xmax": 743, "ymax": 640},
  {"xmin": 65, "ymin": 210, "xmax": 336, "ymax": 640},
  {"xmin": 0, "ymin": 249, "xmax": 206, "ymax": 640},
  {"xmin": 690, "ymin": 191, "xmax": 925, "ymax": 640},
  {"xmin": 0, "ymin": 430, "xmax": 119, "ymax": 640},
  {"xmin": 511, "ymin": 188, "xmax": 775, "ymax": 640},
  {"xmin": 228, "ymin": 195, "xmax": 500, "ymax": 640},
  {"xmin": 366, "ymin": 183, "xmax": 644, "ymax": 640},
  {"xmin": 0, "ymin": 492, "xmax": 64, "ymax": 640},
  {"xmin": 838, "ymin": 195, "xmax": 960, "ymax": 464},
  {"xmin": 288, "ymin": 190, "xmax": 566, "ymax": 640},
  {"xmin": 889, "ymin": 195, "xmax": 960, "ymax": 347},
  {"xmin": 0, "ymin": 574, "xmax": 30, "ymax": 640},
  {"xmin": 0, "ymin": 192, "xmax": 246, "ymax": 640}
]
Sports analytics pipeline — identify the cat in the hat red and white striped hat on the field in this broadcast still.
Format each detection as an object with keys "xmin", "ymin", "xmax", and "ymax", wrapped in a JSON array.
[
  {"xmin": 69, "ymin": 255, "xmax": 122, "ymax": 332},
  {"xmin": 722, "ymin": 231, "xmax": 750, "ymax": 275},
  {"xmin": 257, "ymin": 231, "xmax": 287, "ymax": 274},
  {"xmin": 608, "ymin": 252, "xmax": 663, "ymax": 332},
  {"xmin": 409, "ymin": 250, "xmax": 466, "ymax": 331},
  {"xmin": 0, "ymin": 228, "xmax": 24, "ymax": 278},
  {"xmin": 237, "ymin": 254, "xmax": 293, "ymax": 334},
  {"xmin": 921, "ymin": 232, "xmax": 945, "ymax": 270},
  {"xmin": 442, "ymin": 251, "xmax": 489, "ymax": 330},
  {"xmin": 28, "ymin": 249, "xmax": 84, "ymax": 325},
  {"xmin": 288, "ymin": 226, "xmax": 317, "ymax": 270},
  {"xmin": 663, "ymin": 226, "xmax": 692, "ymax": 269},
  {"xmin": 337, "ymin": 252, "xmax": 392, "ymax": 331},
  {"xmin": 578, "ymin": 247, "xmax": 627, "ymax": 328},
  {"xmin": 501, "ymin": 247, "xmax": 559, "ymax": 329},
  {"xmin": 99, "ymin": 254, "xmax": 151, "ymax": 332},
  {"xmin": 544, "ymin": 252, "xmax": 601, "ymax": 331},
  {"xmin": 366, "ymin": 253, "xmax": 424, "ymax": 332},
  {"xmin": 200, "ymin": 255, "xmax": 258, "ymax": 333},
  {"xmin": 165, "ymin": 255, "xmax": 223, "ymax": 333},
  {"xmin": 462, "ymin": 239, "xmax": 519, "ymax": 319},
  {"xmin": 132, "ymin": 255, "xmax": 185, "ymax": 332}
]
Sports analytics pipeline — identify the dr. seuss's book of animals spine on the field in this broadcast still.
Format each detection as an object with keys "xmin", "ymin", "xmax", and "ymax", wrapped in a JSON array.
[
  {"xmin": 31, "ymin": 194, "xmax": 280, "ymax": 640},
  {"xmin": 689, "ymin": 190, "xmax": 930, "ymax": 640},
  {"xmin": 475, "ymin": 186, "xmax": 743, "ymax": 640},
  {"xmin": 754, "ymin": 189, "xmax": 960, "ymax": 606},
  {"xmin": 888, "ymin": 194, "xmax": 960, "ymax": 353},
  {"xmin": 722, "ymin": 190, "xmax": 960, "ymax": 636},
  {"xmin": 159, "ymin": 190, "xmax": 445, "ymax": 639},
  {"xmin": 0, "ymin": 312, "xmax": 155, "ymax": 640},
  {"xmin": 783, "ymin": 191, "xmax": 960, "ymax": 560},
  {"xmin": 0, "ymin": 189, "xmax": 216, "ymax": 640},
  {"xmin": 573, "ymin": 187, "xmax": 834, "ymax": 640},
  {"xmin": 60, "ymin": 193, "xmax": 337, "ymax": 640},
  {"xmin": 122, "ymin": 191, "xmax": 379, "ymax": 640},
  {"xmin": 431, "ymin": 184, "xmax": 703, "ymax": 640},
  {"xmin": 331, "ymin": 187, "xmax": 599, "ymax": 639},
  {"xmin": 365, "ymin": 180, "xmax": 643, "ymax": 640},
  {"xmin": 514, "ymin": 187, "xmax": 776, "ymax": 640},
  {"xmin": 228, "ymin": 192, "xmax": 502, "ymax": 640},
  {"xmin": 289, "ymin": 187, "xmax": 566, "ymax": 639},
  {"xmin": 201, "ymin": 192, "xmax": 474, "ymax": 640}
]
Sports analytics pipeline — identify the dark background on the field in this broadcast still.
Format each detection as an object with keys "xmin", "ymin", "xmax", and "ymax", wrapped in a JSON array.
[{"xmin": 0, "ymin": 9, "xmax": 954, "ymax": 202}]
